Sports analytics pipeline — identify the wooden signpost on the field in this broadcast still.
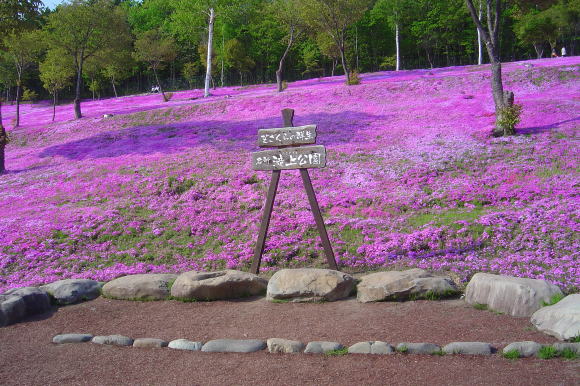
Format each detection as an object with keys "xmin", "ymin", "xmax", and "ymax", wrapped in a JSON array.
[{"xmin": 250, "ymin": 109, "xmax": 338, "ymax": 274}]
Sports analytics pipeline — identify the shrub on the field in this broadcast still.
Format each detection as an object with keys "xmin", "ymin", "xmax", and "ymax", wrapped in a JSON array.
[
  {"xmin": 379, "ymin": 55, "xmax": 397, "ymax": 71},
  {"xmin": 347, "ymin": 71, "xmax": 360, "ymax": 86},
  {"xmin": 570, "ymin": 334, "xmax": 580, "ymax": 343},
  {"xmin": 325, "ymin": 347, "xmax": 349, "ymax": 356},
  {"xmin": 559, "ymin": 348, "xmax": 578, "ymax": 360},
  {"xmin": 497, "ymin": 103, "xmax": 522, "ymax": 135},
  {"xmin": 281, "ymin": 80, "xmax": 288, "ymax": 91},
  {"xmin": 21, "ymin": 88, "xmax": 38, "ymax": 102}
]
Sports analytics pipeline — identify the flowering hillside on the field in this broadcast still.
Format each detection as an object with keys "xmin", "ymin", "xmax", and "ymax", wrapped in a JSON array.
[{"xmin": 1, "ymin": 57, "xmax": 578, "ymax": 292}]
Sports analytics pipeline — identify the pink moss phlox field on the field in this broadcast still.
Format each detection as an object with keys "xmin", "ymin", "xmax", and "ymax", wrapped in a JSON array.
[{"xmin": 1, "ymin": 57, "xmax": 579, "ymax": 292}]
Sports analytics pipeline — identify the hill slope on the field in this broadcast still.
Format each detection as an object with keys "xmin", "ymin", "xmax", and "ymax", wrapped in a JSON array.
[{"xmin": 0, "ymin": 57, "xmax": 578, "ymax": 292}]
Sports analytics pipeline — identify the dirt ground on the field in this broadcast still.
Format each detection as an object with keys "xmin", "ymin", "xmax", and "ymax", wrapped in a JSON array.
[{"xmin": 0, "ymin": 297, "xmax": 578, "ymax": 386}]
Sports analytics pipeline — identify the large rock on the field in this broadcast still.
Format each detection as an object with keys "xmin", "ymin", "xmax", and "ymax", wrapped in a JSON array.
[
  {"xmin": 357, "ymin": 269, "xmax": 458, "ymax": 302},
  {"xmin": 92, "ymin": 335, "xmax": 134, "ymax": 346},
  {"xmin": 171, "ymin": 270, "xmax": 267, "ymax": 301},
  {"xmin": 41, "ymin": 279, "xmax": 101, "ymax": 305},
  {"xmin": 102, "ymin": 274, "xmax": 178, "ymax": 301},
  {"xmin": 201, "ymin": 339, "xmax": 266, "ymax": 353},
  {"xmin": 133, "ymin": 338, "xmax": 168, "ymax": 348},
  {"xmin": 267, "ymin": 338, "xmax": 305, "ymax": 354},
  {"xmin": 0, "ymin": 287, "xmax": 51, "ymax": 326},
  {"xmin": 348, "ymin": 341, "xmax": 394, "ymax": 355},
  {"xmin": 502, "ymin": 342, "xmax": 543, "ymax": 358},
  {"xmin": 53, "ymin": 334, "xmax": 94, "ymax": 344},
  {"xmin": 304, "ymin": 341, "xmax": 343, "ymax": 354},
  {"xmin": 267, "ymin": 269, "xmax": 354, "ymax": 302},
  {"xmin": 442, "ymin": 342, "xmax": 493, "ymax": 355},
  {"xmin": 530, "ymin": 294, "xmax": 580, "ymax": 340},
  {"xmin": 465, "ymin": 273, "xmax": 563, "ymax": 317},
  {"xmin": 168, "ymin": 339, "xmax": 203, "ymax": 351},
  {"xmin": 396, "ymin": 343, "xmax": 441, "ymax": 355}
]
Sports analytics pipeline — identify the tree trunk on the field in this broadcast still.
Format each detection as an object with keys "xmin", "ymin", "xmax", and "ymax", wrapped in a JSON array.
[
  {"xmin": 477, "ymin": 0, "xmax": 483, "ymax": 65},
  {"xmin": 0, "ymin": 98, "xmax": 6, "ymax": 174},
  {"xmin": 339, "ymin": 32, "xmax": 350, "ymax": 84},
  {"xmin": 395, "ymin": 22, "xmax": 400, "ymax": 71},
  {"xmin": 111, "ymin": 76, "xmax": 118, "ymax": 98},
  {"xmin": 52, "ymin": 92, "xmax": 56, "ymax": 122},
  {"xmin": 15, "ymin": 80, "xmax": 21, "ymax": 128},
  {"xmin": 331, "ymin": 59, "xmax": 336, "ymax": 76},
  {"xmin": 153, "ymin": 67, "xmax": 167, "ymax": 102},
  {"xmin": 204, "ymin": 8, "xmax": 215, "ymax": 98},
  {"xmin": 276, "ymin": 27, "xmax": 295, "ymax": 92},
  {"xmin": 221, "ymin": 29, "xmax": 225, "ymax": 88},
  {"xmin": 74, "ymin": 58, "xmax": 83, "ymax": 119},
  {"xmin": 355, "ymin": 25, "xmax": 359, "ymax": 70},
  {"xmin": 534, "ymin": 43, "xmax": 543, "ymax": 59}
]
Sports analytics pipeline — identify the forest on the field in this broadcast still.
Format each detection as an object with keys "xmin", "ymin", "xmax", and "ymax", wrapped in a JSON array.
[{"xmin": 0, "ymin": 0, "xmax": 578, "ymax": 113}]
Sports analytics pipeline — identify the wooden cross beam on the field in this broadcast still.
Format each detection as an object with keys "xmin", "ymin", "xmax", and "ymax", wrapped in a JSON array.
[{"xmin": 250, "ymin": 109, "xmax": 338, "ymax": 274}]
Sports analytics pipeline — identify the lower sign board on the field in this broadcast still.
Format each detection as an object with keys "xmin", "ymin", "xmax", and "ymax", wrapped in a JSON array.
[{"xmin": 252, "ymin": 145, "xmax": 326, "ymax": 171}]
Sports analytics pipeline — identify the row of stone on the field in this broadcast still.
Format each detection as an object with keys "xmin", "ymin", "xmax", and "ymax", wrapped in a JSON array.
[
  {"xmin": 53, "ymin": 334, "xmax": 580, "ymax": 358},
  {"xmin": 3, "ymin": 268, "xmax": 578, "ymax": 342}
]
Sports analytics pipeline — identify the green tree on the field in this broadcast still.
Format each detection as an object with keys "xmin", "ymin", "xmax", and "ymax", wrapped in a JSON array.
[
  {"xmin": 39, "ymin": 50, "xmax": 75, "ymax": 122},
  {"xmin": 515, "ymin": 10, "xmax": 559, "ymax": 58},
  {"xmin": 0, "ymin": 0, "xmax": 43, "ymax": 36},
  {"xmin": 3, "ymin": 30, "xmax": 43, "ymax": 128},
  {"xmin": 44, "ymin": 0, "xmax": 132, "ymax": 119},
  {"xmin": 224, "ymin": 38, "xmax": 255, "ymax": 85},
  {"xmin": 298, "ymin": 0, "xmax": 372, "ymax": 84},
  {"xmin": 182, "ymin": 61, "xmax": 201, "ymax": 88},
  {"xmin": 372, "ymin": 0, "xmax": 413, "ymax": 71},
  {"xmin": 133, "ymin": 29, "xmax": 177, "ymax": 101}
]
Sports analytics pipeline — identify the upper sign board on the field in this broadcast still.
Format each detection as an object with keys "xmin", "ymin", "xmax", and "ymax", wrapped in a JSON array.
[{"xmin": 257, "ymin": 125, "xmax": 317, "ymax": 147}]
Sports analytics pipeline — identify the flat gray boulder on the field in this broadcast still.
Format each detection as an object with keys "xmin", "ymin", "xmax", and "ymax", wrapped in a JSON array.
[
  {"xmin": 201, "ymin": 339, "xmax": 266, "ymax": 353},
  {"xmin": 168, "ymin": 339, "xmax": 203, "ymax": 351},
  {"xmin": 443, "ymin": 342, "xmax": 492, "ymax": 355},
  {"xmin": 53, "ymin": 334, "xmax": 94, "ymax": 344},
  {"xmin": 92, "ymin": 335, "xmax": 134, "ymax": 346},
  {"xmin": 267, "ymin": 269, "xmax": 354, "ymax": 302},
  {"xmin": 348, "ymin": 341, "xmax": 394, "ymax": 354},
  {"xmin": 171, "ymin": 270, "xmax": 267, "ymax": 301},
  {"xmin": 267, "ymin": 338, "xmax": 305, "ymax": 353},
  {"xmin": 530, "ymin": 294, "xmax": 580, "ymax": 340},
  {"xmin": 133, "ymin": 338, "xmax": 168, "ymax": 348},
  {"xmin": 41, "ymin": 279, "xmax": 100, "ymax": 305},
  {"xmin": 503, "ymin": 341, "xmax": 543, "ymax": 357},
  {"xmin": 304, "ymin": 341, "xmax": 344, "ymax": 354},
  {"xmin": 102, "ymin": 274, "xmax": 177, "ymax": 301},
  {"xmin": 553, "ymin": 342, "xmax": 580, "ymax": 354},
  {"xmin": 465, "ymin": 273, "xmax": 563, "ymax": 317},
  {"xmin": 357, "ymin": 269, "xmax": 458, "ymax": 302},
  {"xmin": 396, "ymin": 343, "xmax": 440, "ymax": 354},
  {"xmin": 0, "ymin": 287, "xmax": 51, "ymax": 326}
]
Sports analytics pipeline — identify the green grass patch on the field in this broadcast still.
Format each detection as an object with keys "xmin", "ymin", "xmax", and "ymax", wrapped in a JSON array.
[
  {"xmin": 325, "ymin": 347, "xmax": 349, "ymax": 356},
  {"xmin": 559, "ymin": 348, "xmax": 578, "ymax": 360},
  {"xmin": 396, "ymin": 345, "xmax": 408, "ymax": 354},
  {"xmin": 541, "ymin": 293, "xmax": 565, "ymax": 307},
  {"xmin": 473, "ymin": 303, "xmax": 488, "ymax": 311},
  {"xmin": 270, "ymin": 298, "xmax": 291, "ymax": 304},
  {"xmin": 407, "ymin": 207, "xmax": 494, "ymax": 236},
  {"xmin": 538, "ymin": 346, "xmax": 558, "ymax": 360},
  {"xmin": 502, "ymin": 349, "xmax": 521, "ymax": 360},
  {"xmin": 570, "ymin": 334, "xmax": 580, "ymax": 343}
]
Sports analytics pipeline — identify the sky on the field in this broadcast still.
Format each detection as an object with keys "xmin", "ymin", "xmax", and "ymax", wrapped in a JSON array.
[{"xmin": 43, "ymin": 0, "xmax": 64, "ymax": 9}]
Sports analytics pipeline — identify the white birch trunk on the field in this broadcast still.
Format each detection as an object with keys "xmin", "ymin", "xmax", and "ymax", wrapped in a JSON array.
[
  {"xmin": 204, "ymin": 8, "xmax": 215, "ymax": 98},
  {"xmin": 395, "ymin": 22, "xmax": 400, "ymax": 71},
  {"xmin": 477, "ymin": 0, "xmax": 483, "ymax": 65}
]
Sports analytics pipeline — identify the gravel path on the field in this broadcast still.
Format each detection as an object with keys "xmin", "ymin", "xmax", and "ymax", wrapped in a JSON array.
[{"xmin": 0, "ymin": 297, "xmax": 578, "ymax": 385}]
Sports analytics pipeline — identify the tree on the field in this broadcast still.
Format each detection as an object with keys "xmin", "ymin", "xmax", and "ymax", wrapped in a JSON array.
[
  {"xmin": 0, "ymin": 55, "xmax": 15, "ymax": 174},
  {"xmin": 0, "ymin": 0, "xmax": 43, "ymax": 36},
  {"xmin": 133, "ymin": 29, "xmax": 177, "ymax": 101},
  {"xmin": 372, "ymin": 0, "xmax": 411, "ymax": 71},
  {"xmin": 465, "ymin": 0, "xmax": 515, "ymax": 136},
  {"xmin": 268, "ymin": 0, "xmax": 303, "ymax": 91},
  {"xmin": 515, "ymin": 10, "xmax": 558, "ymax": 58},
  {"xmin": 3, "ymin": 30, "xmax": 43, "ymax": 128},
  {"xmin": 224, "ymin": 38, "xmax": 255, "ymax": 85},
  {"xmin": 39, "ymin": 50, "xmax": 75, "ymax": 122},
  {"xmin": 44, "ymin": 0, "xmax": 132, "ymax": 119},
  {"xmin": 299, "ymin": 0, "xmax": 371, "ymax": 84}
]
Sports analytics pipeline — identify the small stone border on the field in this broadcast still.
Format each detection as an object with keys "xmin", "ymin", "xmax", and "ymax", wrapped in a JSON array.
[{"xmin": 52, "ymin": 334, "xmax": 580, "ymax": 360}]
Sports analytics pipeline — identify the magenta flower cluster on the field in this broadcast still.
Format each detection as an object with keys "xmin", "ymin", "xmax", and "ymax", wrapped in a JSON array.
[{"xmin": 0, "ymin": 57, "xmax": 578, "ymax": 292}]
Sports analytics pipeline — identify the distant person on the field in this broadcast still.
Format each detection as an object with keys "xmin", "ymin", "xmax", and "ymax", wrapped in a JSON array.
[
  {"xmin": 561, "ymin": 47, "xmax": 567, "ymax": 57},
  {"xmin": 551, "ymin": 49, "xmax": 558, "ymax": 58}
]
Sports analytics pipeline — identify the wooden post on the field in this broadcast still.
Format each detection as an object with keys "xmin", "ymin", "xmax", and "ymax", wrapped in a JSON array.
[{"xmin": 250, "ymin": 109, "xmax": 338, "ymax": 274}]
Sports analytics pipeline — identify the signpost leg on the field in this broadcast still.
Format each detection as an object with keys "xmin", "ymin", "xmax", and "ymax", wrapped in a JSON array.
[
  {"xmin": 250, "ymin": 169, "xmax": 281, "ymax": 274},
  {"xmin": 300, "ymin": 168, "xmax": 338, "ymax": 270}
]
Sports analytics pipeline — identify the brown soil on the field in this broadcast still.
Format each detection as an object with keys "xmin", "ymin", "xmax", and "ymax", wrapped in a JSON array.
[{"xmin": 0, "ymin": 297, "xmax": 578, "ymax": 385}]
